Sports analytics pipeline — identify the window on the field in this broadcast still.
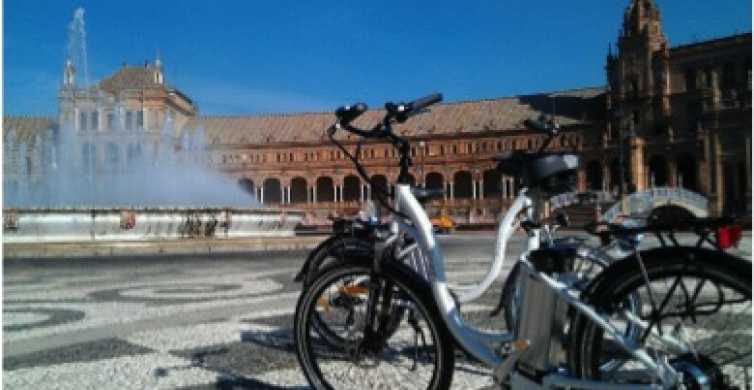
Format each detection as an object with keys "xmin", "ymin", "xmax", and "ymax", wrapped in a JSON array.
[
  {"xmin": 137, "ymin": 111, "xmax": 144, "ymax": 129},
  {"xmin": 125, "ymin": 111, "xmax": 133, "ymax": 130},
  {"xmin": 107, "ymin": 113, "xmax": 115, "ymax": 130},
  {"xmin": 722, "ymin": 62, "xmax": 736, "ymax": 88},
  {"xmin": 79, "ymin": 111, "xmax": 88, "ymax": 132},
  {"xmin": 631, "ymin": 79, "xmax": 639, "ymax": 99},
  {"xmin": 107, "ymin": 143, "xmax": 119, "ymax": 166},
  {"xmin": 684, "ymin": 69, "xmax": 696, "ymax": 92},
  {"xmin": 91, "ymin": 112, "xmax": 99, "ymax": 131}
]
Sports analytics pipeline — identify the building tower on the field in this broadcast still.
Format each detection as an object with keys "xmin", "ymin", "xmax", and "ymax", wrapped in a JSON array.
[{"xmin": 606, "ymin": 0, "xmax": 671, "ymax": 192}]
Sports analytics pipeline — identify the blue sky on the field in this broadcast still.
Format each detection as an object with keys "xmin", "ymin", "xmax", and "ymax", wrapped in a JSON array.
[{"xmin": 3, "ymin": 0, "xmax": 751, "ymax": 116}]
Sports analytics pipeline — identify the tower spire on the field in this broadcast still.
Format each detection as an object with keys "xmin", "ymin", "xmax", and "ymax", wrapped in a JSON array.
[{"xmin": 154, "ymin": 49, "xmax": 164, "ymax": 84}]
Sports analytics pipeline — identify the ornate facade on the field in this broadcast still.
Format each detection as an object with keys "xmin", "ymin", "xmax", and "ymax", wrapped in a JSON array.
[{"xmin": 3, "ymin": 0, "xmax": 751, "ymax": 224}]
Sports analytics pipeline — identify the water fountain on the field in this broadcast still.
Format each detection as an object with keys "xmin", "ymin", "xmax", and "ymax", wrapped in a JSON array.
[{"xmin": 3, "ymin": 8, "xmax": 302, "ymax": 250}]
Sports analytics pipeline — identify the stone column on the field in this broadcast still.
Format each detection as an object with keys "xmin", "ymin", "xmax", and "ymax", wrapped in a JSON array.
[
  {"xmin": 97, "ymin": 108, "xmax": 104, "ymax": 132},
  {"xmin": 697, "ymin": 132, "xmax": 712, "ymax": 196},
  {"xmin": 479, "ymin": 177, "xmax": 484, "ymax": 200},
  {"xmin": 629, "ymin": 137, "xmax": 646, "ymax": 191},
  {"xmin": 710, "ymin": 67, "xmax": 721, "ymax": 109},
  {"xmin": 143, "ymin": 108, "xmax": 149, "ymax": 131},
  {"xmin": 360, "ymin": 184, "xmax": 365, "ymax": 202},
  {"xmin": 577, "ymin": 168, "xmax": 587, "ymax": 192},
  {"xmin": 713, "ymin": 134, "xmax": 725, "ymax": 215},
  {"xmin": 449, "ymin": 182, "xmax": 455, "ymax": 200},
  {"xmin": 259, "ymin": 187, "xmax": 264, "ymax": 204},
  {"xmin": 74, "ymin": 107, "xmax": 80, "ymax": 132},
  {"xmin": 667, "ymin": 159, "xmax": 678, "ymax": 187}
]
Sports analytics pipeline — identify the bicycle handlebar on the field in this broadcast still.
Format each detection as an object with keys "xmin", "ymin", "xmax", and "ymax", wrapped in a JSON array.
[
  {"xmin": 335, "ymin": 103, "xmax": 368, "ymax": 125},
  {"xmin": 326, "ymin": 93, "xmax": 443, "ymax": 220},
  {"xmin": 409, "ymin": 93, "xmax": 443, "ymax": 113},
  {"xmin": 385, "ymin": 93, "xmax": 443, "ymax": 124}
]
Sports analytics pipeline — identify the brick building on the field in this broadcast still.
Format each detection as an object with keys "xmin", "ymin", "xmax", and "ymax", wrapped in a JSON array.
[{"xmin": 3, "ymin": 0, "xmax": 751, "ymax": 223}]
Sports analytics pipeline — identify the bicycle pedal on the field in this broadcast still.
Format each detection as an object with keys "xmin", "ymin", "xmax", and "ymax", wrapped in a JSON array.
[{"xmin": 494, "ymin": 339, "xmax": 531, "ymax": 384}]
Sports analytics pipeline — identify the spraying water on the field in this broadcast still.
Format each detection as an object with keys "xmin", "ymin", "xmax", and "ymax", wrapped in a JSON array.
[
  {"xmin": 66, "ymin": 7, "xmax": 89, "ymax": 88},
  {"xmin": 3, "ymin": 118, "xmax": 258, "ymax": 208},
  {"xmin": 3, "ymin": 7, "xmax": 257, "ymax": 208}
]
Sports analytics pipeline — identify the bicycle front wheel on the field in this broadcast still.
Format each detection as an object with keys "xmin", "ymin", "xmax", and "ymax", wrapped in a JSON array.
[
  {"xmin": 568, "ymin": 247, "xmax": 752, "ymax": 388},
  {"xmin": 294, "ymin": 261, "xmax": 455, "ymax": 390}
]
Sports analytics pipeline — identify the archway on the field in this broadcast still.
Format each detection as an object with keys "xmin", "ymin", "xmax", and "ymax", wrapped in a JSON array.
[
  {"xmin": 343, "ymin": 175, "xmax": 360, "ymax": 202},
  {"xmin": 648, "ymin": 155, "xmax": 668, "ymax": 187},
  {"xmin": 316, "ymin": 177, "xmax": 335, "ymax": 203},
  {"xmin": 238, "ymin": 178, "xmax": 255, "ymax": 197},
  {"xmin": 609, "ymin": 159, "xmax": 621, "ymax": 193},
  {"xmin": 290, "ymin": 177, "xmax": 307, "ymax": 203},
  {"xmin": 586, "ymin": 160, "xmax": 603, "ymax": 191},
  {"xmin": 483, "ymin": 169, "xmax": 501, "ymax": 198},
  {"xmin": 371, "ymin": 175, "xmax": 389, "ymax": 199},
  {"xmin": 454, "ymin": 171, "xmax": 473, "ymax": 199},
  {"xmin": 425, "ymin": 172, "xmax": 444, "ymax": 191},
  {"xmin": 676, "ymin": 154, "xmax": 697, "ymax": 191},
  {"xmin": 263, "ymin": 178, "xmax": 282, "ymax": 204}
]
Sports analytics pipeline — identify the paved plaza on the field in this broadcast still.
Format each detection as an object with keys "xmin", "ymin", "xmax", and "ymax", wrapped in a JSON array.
[{"xmin": 3, "ymin": 232, "xmax": 751, "ymax": 389}]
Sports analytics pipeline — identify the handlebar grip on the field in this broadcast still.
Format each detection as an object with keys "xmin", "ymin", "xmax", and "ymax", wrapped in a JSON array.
[
  {"xmin": 335, "ymin": 103, "xmax": 368, "ymax": 125},
  {"xmin": 410, "ymin": 93, "xmax": 443, "ymax": 112}
]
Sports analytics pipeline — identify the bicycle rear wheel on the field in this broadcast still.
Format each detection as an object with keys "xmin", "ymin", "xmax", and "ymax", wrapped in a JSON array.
[
  {"xmin": 568, "ymin": 247, "xmax": 752, "ymax": 388},
  {"xmin": 294, "ymin": 261, "xmax": 455, "ymax": 390}
]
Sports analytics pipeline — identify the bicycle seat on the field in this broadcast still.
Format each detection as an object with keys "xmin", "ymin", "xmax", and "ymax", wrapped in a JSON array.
[{"xmin": 494, "ymin": 151, "xmax": 579, "ymax": 194}]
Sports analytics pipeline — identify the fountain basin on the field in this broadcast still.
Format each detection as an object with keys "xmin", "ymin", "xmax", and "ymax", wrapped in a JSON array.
[{"xmin": 2, "ymin": 207, "xmax": 303, "ymax": 244}]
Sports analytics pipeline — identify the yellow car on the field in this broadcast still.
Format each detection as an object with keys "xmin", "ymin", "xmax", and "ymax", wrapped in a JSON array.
[{"xmin": 431, "ymin": 215, "xmax": 455, "ymax": 234}]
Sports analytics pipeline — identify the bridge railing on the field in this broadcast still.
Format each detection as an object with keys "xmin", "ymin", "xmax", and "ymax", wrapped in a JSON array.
[{"xmin": 601, "ymin": 186, "xmax": 709, "ymax": 223}]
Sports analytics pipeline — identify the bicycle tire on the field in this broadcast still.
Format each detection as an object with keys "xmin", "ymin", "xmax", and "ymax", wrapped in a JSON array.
[
  {"xmin": 294, "ymin": 260, "xmax": 455, "ymax": 390},
  {"xmin": 305, "ymin": 237, "xmax": 406, "ymax": 349},
  {"xmin": 568, "ymin": 247, "xmax": 752, "ymax": 387}
]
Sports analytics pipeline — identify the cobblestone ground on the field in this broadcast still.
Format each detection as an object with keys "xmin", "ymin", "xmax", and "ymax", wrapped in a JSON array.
[{"xmin": 3, "ymin": 232, "xmax": 751, "ymax": 389}]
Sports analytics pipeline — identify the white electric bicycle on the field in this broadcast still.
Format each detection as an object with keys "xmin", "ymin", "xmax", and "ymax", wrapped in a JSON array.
[{"xmin": 294, "ymin": 94, "xmax": 751, "ymax": 389}]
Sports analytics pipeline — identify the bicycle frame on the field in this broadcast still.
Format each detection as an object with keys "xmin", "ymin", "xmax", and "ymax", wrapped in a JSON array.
[{"xmin": 392, "ymin": 182, "xmax": 682, "ymax": 389}]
